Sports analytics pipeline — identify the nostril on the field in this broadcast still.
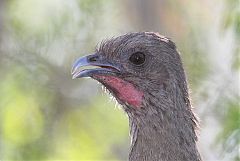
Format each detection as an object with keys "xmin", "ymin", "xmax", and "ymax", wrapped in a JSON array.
[{"xmin": 88, "ymin": 55, "xmax": 98, "ymax": 62}]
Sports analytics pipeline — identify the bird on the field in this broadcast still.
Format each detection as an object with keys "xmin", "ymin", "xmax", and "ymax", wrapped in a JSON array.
[{"xmin": 71, "ymin": 32, "xmax": 202, "ymax": 161}]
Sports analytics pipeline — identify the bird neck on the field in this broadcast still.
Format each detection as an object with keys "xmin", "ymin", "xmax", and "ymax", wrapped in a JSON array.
[
  {"xmin": 128, "ymin": 115, "xmax": 201, "ymax": 161},
  {"xmin": 127, "ymin": 88, "xmax": 201, "ymax": 161}
]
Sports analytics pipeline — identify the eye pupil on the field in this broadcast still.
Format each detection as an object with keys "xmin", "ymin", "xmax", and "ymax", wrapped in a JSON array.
[{"xmin": 129, "ymin": 52, "xmax": 145, "ymax": 65}]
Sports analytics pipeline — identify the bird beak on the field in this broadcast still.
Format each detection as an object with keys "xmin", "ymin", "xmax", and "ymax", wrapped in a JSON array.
[{"xmin": 71, "ymin": 54, "xmax": 121, "ymax": 79}]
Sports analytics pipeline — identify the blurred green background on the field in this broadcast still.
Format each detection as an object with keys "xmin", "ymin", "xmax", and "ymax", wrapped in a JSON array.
[{"xmin": 0, "ymin": 0, "xmax": 239, "ymax": 160}]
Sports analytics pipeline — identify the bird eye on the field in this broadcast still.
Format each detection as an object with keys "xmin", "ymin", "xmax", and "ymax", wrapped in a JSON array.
[{"xmin": 129, "ymin": 52, "xmax": 145, "ymax": 65}]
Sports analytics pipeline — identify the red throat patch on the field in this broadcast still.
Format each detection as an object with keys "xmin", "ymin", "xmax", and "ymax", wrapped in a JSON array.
[{"xmin": 95, "ymin": 75, "xmax": 143, "ymax": 108}]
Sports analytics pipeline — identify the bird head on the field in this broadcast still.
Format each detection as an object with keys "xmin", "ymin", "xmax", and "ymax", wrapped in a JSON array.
[
  {"xmin": 72, "ymin": 32, "xmax": 187, "ymax": 114},
  {"xmin": 71, "ymin": 32, "xmax": 201, "ymax": 161}
]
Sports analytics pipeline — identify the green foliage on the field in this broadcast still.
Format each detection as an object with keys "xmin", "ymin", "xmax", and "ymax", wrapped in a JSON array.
[
  {"xmin": 223, "ymin": 0, "xmax": 240, "ymax": 39},
  {"xmin": 223, "ymin": 0, "xmax": 240, "ymax": 71},
  {"xmin": 0, "ymin": 66, "xmax": 48, "ymax": 159},
  {"xmin": 0, "ymin": 64, "xmax": 128, "ymax": 160},
  {"xmin": 216, "ymin": 97, "xmax": 240, "ymax": 161},
  {"xmin": 180, "ymin": 30, "xmax": 210, "ymax": 88},
  {"xmin": 216, "ymin": 1, "xmax": 240, "ymax": 160},
  {"xmin": 0, "ymin": 0, "xmax": 128, "ymax": 159},
  {"xmin": 52, "ymin": 97, "xmax": 128, "ymax": 160}
]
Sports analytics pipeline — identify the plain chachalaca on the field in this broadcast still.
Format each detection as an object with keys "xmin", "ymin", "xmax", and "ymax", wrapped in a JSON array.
[{"xmin": 71, "ymin": 32, "xmax": 202, "ymax": 161}]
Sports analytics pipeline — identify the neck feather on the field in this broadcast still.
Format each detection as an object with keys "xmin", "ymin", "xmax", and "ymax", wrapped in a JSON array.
[{"xmin": 127, "ymin": 87, "xmax": 201, "ymax": 161}]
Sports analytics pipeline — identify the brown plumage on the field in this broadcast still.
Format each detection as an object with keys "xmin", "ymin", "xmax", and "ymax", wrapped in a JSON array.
[{"xmin": 72, "ymin": 32, "xmax": 202, "ymax": 161}]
